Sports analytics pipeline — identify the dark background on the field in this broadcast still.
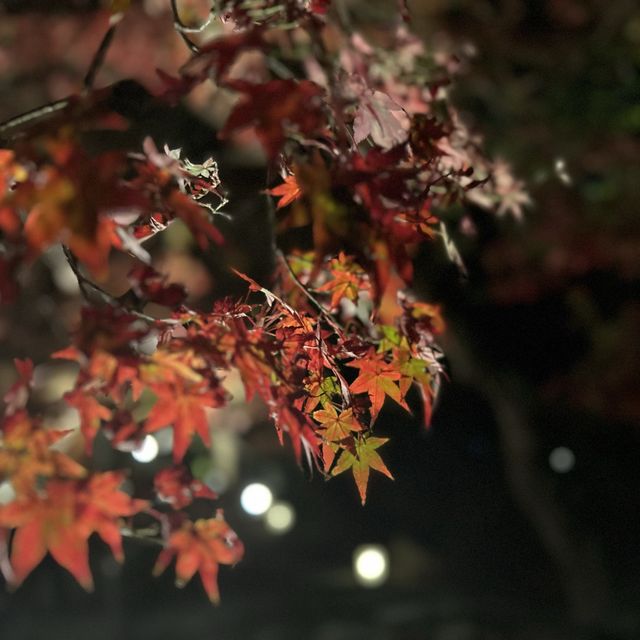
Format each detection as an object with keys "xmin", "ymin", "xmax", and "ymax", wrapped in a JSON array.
[{"xmin": 1, "ymin": 1, "xmax": 639, "ymax": 638}]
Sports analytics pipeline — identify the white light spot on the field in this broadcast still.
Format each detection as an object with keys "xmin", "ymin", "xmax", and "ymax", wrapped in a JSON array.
[
  {"xmin": 549, "ymin": 446, "xmax": 575, "ymax": 473},
  {"xmin": 240, "ymin": 482, "xmax": 273, "ymax": 516},
  {"xmin": 0, "ymin": 481, "xmax": 16, "ymax": 505},
  {"xmin": 265, "ymin": 501, "xmax": 295, "ymax": 534},
  {"xmin": 554, "ymin": 157, "xmax": 572, "ymax": 185},
  {"xmin": 353, "ymin": 544, "xmax": 389, "ymax": 587},
  {"xmin": 131, "ymin": 435, "xmax": 160, "ymax": 463},
  {"xmin": 135, "ymin": 331, "xmax": 159, "ymax": 356}
]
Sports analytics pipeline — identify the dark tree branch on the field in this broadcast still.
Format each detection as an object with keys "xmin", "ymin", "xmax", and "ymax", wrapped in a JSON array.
[{"xmin": 83, "ymin": 13, "xmax": 122, "ymax": 89}]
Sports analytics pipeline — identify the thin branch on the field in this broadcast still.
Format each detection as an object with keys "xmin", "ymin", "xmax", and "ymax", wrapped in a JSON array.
[
  {"xmin": 83, "ymin": 12, "xmax": 123, "ymax": 90},
  {"xmin": 334, "ymin": 0, "xmax": 353, "ymax": 32},
  {"xmin": 120, "ymin": 527, "xmax": 164, "ymax": 547},
  {"xmin": 61, "ymin": 244, "xmax": 158, "ymax": 323},
  {"xmin": 171, "ymin": 0, "xmax": 201, "ymax": 53},
  {"xmin": 172, "ymin": 4, "xmax": 214, "ymax": 33},
  {"xmin": 276, "ymin": 249, "xmax": 344, "ymax": 335},
  {"xmin": 62, "ymin": 244, "xmax": 115, "ymax": 304},
  {"xmin": 0, "ymin": 99, "xmax": 69, "ymax": 144}
]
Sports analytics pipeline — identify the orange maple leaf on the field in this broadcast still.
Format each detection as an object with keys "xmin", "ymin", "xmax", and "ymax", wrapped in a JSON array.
[
  {"xmin": 348, "ymin": 350, "xmax": 409, "ymax": 420},
  {"xmin": 313, "ymin": 405, "xmax": 362, "ymax": 442},
  {"xmin": 313, "ymin": 404, "xmax": 363, "ymax": 472},
  {"xmin": 144, "ymin": 381, "xmax": 224, "ymax": 462},
  {"xmin": 0, "ymin": 472, "xmax": 146, "ymax": 590},
  {"xmin": 63, "ymin": 389, "xmax": 112, "ymax": 454},
  {"xmin": 153, "ymin": 513, "xmax": 244, "ymax": 604},
  {"xmin": 317, "ymin": 252, "xmax": 370, "ymax": 309},
  {"xmin": 266, "ymin": 174, "xmax": 302, "ymax": 209},
  {"xmin": 0, "ymin": 411, "xmax": 87, "ymax": 495}
]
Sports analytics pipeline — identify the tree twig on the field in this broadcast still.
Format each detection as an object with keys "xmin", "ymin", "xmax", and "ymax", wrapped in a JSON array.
[
  {"xmin": 171, "ymin": 0, "xmax": 201, "ymax": 53},
  {"xmin": 276, "ymin": 249, "xmax": 344, "ymax": 335},
  {"xmin": 62, "ymin": 244, "xmax": 115, "ymax": 304},
  {"xmin": 120, "ymin": 527, "xmax": 164, "ymax": 547},
  {"xmin": 83, "ymin": 12, "xmax": 123, "ymax": 90},
  {"xmin": 61, "ymin": 244, "xmax": 158, "ymax": 323}
]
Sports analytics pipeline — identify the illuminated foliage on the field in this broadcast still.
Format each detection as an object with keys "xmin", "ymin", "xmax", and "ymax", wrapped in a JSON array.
[{"xmin": 0, "ymin": 0, "xmax": 522, "ymax": 601}]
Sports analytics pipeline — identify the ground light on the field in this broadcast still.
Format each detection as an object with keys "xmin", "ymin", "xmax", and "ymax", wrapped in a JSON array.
[
  {"xmin": 352, "ymin": 544, "xmax": 389, "ymax": 587},
  {"xmin": 264, "ymin": 501, "xmax": 296, "ymax": 534},
  {"xmin": 131, "ymin": 435, "xmax": 159, "ymax": 463},
  {"xmin": 240, "ymin": 482, "xmax": 273, "ymax": 516},
  {"xmin": 549, "ymin": 446, "xmax": 575, "ymax": 473}
]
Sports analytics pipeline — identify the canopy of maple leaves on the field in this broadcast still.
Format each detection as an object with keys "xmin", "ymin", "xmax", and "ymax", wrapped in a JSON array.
[{"xmin": 0, "ymin": 0, "xmax": 520, "ymax": 602}]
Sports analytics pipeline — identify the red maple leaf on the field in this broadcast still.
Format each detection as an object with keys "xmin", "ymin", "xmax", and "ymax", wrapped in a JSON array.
[
  {"xmin": 220, "ymin": 79, "xmax": 325, "ymax": 159},
  {"xmin": 127, "ymin": 264, "xmax": 187, "ymax": 307},
  {"xmin": 154, "ymin": 466, "xmax": 217, "ymax": 509},
  {"xmin": 0, "ymin": 472, "xmax": 146, "ymax": 589},
  {"xmin": 153, "ymin": 513, "xmax": 244, "ymax": 604}
]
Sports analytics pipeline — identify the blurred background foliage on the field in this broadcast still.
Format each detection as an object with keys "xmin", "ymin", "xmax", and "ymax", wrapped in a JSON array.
[{"xmin": 0, "ymin": 1, "xmax": 639, "ymax": 639}]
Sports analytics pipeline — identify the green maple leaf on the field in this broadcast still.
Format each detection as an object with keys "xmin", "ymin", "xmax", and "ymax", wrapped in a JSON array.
[{"xmin": 331, "ymin": 436, "xmax": 393, "ymax": 505}]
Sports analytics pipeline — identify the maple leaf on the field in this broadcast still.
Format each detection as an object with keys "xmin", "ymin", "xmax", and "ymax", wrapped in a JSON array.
[
  {"xmin": 127, "ymin": 264, "xmax": 187, "ymax": 307},
  {"xmin": 404, "ymin": 299, "xmax": 446, "ymax": 336},
  {"xmin": 313, "ymin": 404, "xmax": 363, "ymax": 472},
  {"xmin": 395, "ymin": 199, "xmax": 439, "ymax": 239},
  {"xmin": 144, "ymin": 381, "xmax": 224, "ymax": 462},
  {"xmin": 332, "ymin": 436, "xmax": 393, "ymax": 505},
  {"xmin": 24, "ymin": 190, "xmax": 115, "ymax": 279},
  {"xmin": 63, "ymin": 389, "xmax": 112, "ymax": 454},
  {"xmin": 266, "ymin": 174, "xmax": 302, "ymax": 209},
  {"xmin": 180, "ymin": 27, "xmax": 265, "ymax": 86},
  {"xmin": 273, "ymin": 405, "xmax": 321, "ymax": 467},
  {"xmin": 0, "ymin": 411, "xmax": 87, "ymax": 495},
  {"xmin": 153, "ymin": 513, "xmax": 244, "ymax": 604},
  {"xmin": 0, "ymin": 472, "xmax": 146, "ymax": 589},
  {"xmin": 313, "ymin": 404, "xmax": 362, "ymax": 442},
  {"xmin": 154, "ymin": 466, "xmax": 217, "ymax": 509},
  {"xmin": 220, "ymin": 79, "xmax": 325, "ymax": 159},
  {"xmin": 396, "ymin": 350, "xmax": 435, "ymax": 427},
  {"xmin": 317, "ymin": 252, "xmax": 370, "ymax": 309},
  {"xmin": 102, "ymin": 409, "xmax": 143, "ymax": 446},
  {"xmin": 303, "ymin": 373, "xmax": 340, "ymax": 414},
  {"xmin": 348, "ymin": 349, "xmax": 409, "ymax": 420},
  {"xmin": 15, "ymin": 142, "xmax": 145, "ymax": 278},
  {"xmin": 353, "ymin": 89, "xmax": 409, "ymax": 150},
  {"xmin": 165, "ymin": 189, "xmax": 224, "ymax": 249}
]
